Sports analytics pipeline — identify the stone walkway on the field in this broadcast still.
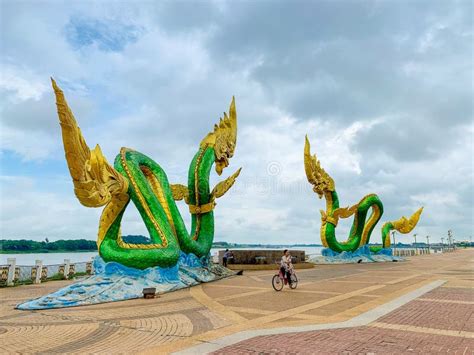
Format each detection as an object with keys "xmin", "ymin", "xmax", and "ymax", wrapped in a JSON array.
[
  {"xmin": 211, "ymin": 286, "xmax": 473, "ymax": 354},
  {"xmin": 0, "ymin": 249, "xmax": 472, "ymax": 354}
]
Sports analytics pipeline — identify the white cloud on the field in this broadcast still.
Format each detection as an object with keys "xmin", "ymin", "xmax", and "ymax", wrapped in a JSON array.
[
  {"xmin": 0, "ymin": 126, "xmax": 59, "ymax": 161},
  {"xmin": 0, "ymin": 65, "xmax": 48, "ymax": 102},
  {"xmin": 0, "ymin": 1, "xmax": 472, "ymax": 244},
  {"xmin": 0, "ymin": 175, "xmax": 101, "ymax": 239}
]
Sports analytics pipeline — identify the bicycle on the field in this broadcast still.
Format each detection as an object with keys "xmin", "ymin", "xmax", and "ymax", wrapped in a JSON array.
[{"xmin": 272, "ymin": 264, "xmax": 298, "ymax": 291}]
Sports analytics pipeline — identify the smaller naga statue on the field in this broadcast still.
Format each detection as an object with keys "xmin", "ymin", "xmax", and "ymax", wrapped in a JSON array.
[
  {"xmin": 304, "ymin": 136, "xmax": 422, "ymax": 253},
  {"xmin": 52, "ymin": 79, "xmax": 241, "ymax": 269}
]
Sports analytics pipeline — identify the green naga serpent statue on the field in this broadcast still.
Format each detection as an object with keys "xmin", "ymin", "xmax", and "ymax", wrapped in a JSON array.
[
  {"xmin": 304, "ymin": 136, "xmax": 423, "ymax": 254},
  {"xmin": 52, "ymin": 79, "xmax": 241, "ymax": 269}
]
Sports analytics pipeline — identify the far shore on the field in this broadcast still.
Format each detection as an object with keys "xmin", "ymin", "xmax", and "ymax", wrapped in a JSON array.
[
  {"xmin": 0, "ymin": 250, "xmax": 97, "ymax": 254},
  {"xmin": 1, "ymin": 244, "xmax": 325, "ymax": 255}
]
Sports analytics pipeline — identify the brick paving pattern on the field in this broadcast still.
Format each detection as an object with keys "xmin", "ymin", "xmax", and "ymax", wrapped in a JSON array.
[
  {"xmin": 213, "ymin": 286, "xmax": 474, "ymax": 354},
  {"xmin": 379, "ymin": 287, "xmax": 474, "ymax": 332},
  {"xmin": 0, "ymin": 249, "xmax": 472, "ymax": 353},
  {"xmin": 213, "ymin": 326, "xmax": 473, "ymax": 354}
]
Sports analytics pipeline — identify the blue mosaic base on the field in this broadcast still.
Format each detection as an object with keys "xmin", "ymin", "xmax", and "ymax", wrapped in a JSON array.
[
  {"xmin": 310, "ymin": 245, "xmax": 404, "ymax": 264},
  {"xmin": 17, "ymin": 252, "xmax": 234, "ymax": 310}
]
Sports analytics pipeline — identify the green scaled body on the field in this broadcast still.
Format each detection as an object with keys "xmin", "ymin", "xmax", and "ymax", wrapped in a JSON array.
[
  {"xmin": 304, "ymin": 136, "xmax": 423, "ymax": 255},
  {"xmin": 52, "ymin": 78, "xmax": 240, "ymax": 271},
  {"xmin": 99, "ymin": 148, "xmax": 217, "ymax": 269},
  {"xmin": 321, "ymin": 191, "xmax": 388, "ymax": 253}
]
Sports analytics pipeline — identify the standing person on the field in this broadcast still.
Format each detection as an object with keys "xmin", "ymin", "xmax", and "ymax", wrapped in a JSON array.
[
  {"xmin": 223, "ymin": 249, "xmax": 230, "ymax": 267},
  {"xmin": 280, "ymin": 249, "xmax": 293, "ymax": 285}
]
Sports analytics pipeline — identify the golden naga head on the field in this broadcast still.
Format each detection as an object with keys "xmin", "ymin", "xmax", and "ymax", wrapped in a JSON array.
[
  {"xmin": 200, "ymin": 97, "xmax": 237, "ymax": 175},
  {"xmin": 392, "ymin": 207, "xmax": 424, "ymax": 233},
  {"xmin": 51, "ymin": 78, "xmax": 128, "ymax": 208},
  {"xmin": 304, "ymin": 135, "xmax": 335, "ymax": 198}
]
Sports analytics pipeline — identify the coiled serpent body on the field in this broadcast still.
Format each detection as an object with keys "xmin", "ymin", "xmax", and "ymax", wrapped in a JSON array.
[
  {"xmin": 304, "ymin": 136, "xmax": 422, "ymax": 253},
  {"xmin": 52, "ymin": 79, "xmax": 240, "ymax": 269}
]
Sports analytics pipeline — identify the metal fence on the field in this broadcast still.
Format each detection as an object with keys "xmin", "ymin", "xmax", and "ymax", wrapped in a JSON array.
[
  {"xmin": 392, "ymin": 247, "xmax": 456, "ymax": 257},
  {"xmin": 0, "ymin": 258, "xmax": 94, "ymax": 287}
]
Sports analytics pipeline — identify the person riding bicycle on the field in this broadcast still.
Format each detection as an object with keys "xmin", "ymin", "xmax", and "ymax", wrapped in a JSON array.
[{"xmin": 280, "ymin": 249, "xmax": 293, "ymax": 285}]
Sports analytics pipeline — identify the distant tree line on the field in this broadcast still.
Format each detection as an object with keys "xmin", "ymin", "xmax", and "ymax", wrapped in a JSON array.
[
  {"xmin": 0, "ymin": 236, "xmax": 156, "ymax": 253},
  {"xmin": 121, "ymin": 235, "xmax": 151, "ymax": 244},
  {"xmin": 5, "ymin": 237, "xmax": 462, "ymax": 254},
  {"xmin": 1, "ymin": 239, "xmax": 97, "ymax": 253},
  {"xmin": 212, "ymin": 241, "xmax": 324, "ymax": 248}
]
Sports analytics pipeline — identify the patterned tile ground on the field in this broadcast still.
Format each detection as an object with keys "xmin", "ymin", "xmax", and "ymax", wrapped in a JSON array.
[
  {"xmin": 212, "ymin": 286, "xmax": 474, "ymax": 354},
  {"xmin": 0, "ymin": 249, "xmax": 472, "ymax": 354}
]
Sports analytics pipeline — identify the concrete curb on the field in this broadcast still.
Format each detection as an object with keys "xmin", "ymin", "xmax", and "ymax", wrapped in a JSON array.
[{"xmin": 174, "ymin": 279, "xmax": 446, "ymax": 354}]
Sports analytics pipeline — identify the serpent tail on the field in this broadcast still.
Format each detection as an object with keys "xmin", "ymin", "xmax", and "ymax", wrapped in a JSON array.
[
  {"xmin": 52, "ymin": 78, "xmax": 240, "ymax": 269},
  {"xmin": 305, "ymin": 136, "xmax": 423, "ymax": 253}
]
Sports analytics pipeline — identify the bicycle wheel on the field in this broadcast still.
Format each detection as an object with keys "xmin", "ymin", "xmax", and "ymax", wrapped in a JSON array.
[
  {"xmin": 289, "ymin": 273, "xmax": 298, "ymax": 289},
  {"xmin": 272, "ymin": 274, "xmax": 284, "ymax": 291}
]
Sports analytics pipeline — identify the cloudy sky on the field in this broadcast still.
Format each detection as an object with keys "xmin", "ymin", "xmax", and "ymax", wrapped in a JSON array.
[{"xmin": 1, "ymin": 0, "xmax": 472, "ymax": 244}]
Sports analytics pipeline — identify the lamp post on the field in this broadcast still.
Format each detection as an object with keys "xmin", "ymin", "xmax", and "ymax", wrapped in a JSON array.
[
  {"xmin": 414, "ymin": 233, "xmax": 418, "ymax": 254},
  {"xmin": 426, "ymin": 235, "xmax": 430, "ymax": 254},
  {"xmin": 441, "ymin": 237, "xmax": 444, "ymax": 252},
  {"xmin": 392, "ymin": 230, "xmax": 396, "ymax": 254}
]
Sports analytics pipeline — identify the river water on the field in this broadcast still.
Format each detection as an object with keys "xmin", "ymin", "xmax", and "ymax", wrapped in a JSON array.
[{"xmin": 1, "ymin": 247, "xmax": 323, "ymax": 266}]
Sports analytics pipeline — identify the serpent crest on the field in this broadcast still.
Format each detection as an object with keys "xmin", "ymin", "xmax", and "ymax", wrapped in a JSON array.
[
  {"xmin": 52, "ymin": 78, "xmax": 241, "ymax": 269},
  {"xmin": 304, "ymin": 135, "xmax": 423, "ymax": 253}
]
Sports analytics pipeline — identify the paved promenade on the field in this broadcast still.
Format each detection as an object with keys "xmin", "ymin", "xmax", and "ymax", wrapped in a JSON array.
[{"xmin": 0, "ymin": 249, "xmax": 472, "ymax": 354}]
